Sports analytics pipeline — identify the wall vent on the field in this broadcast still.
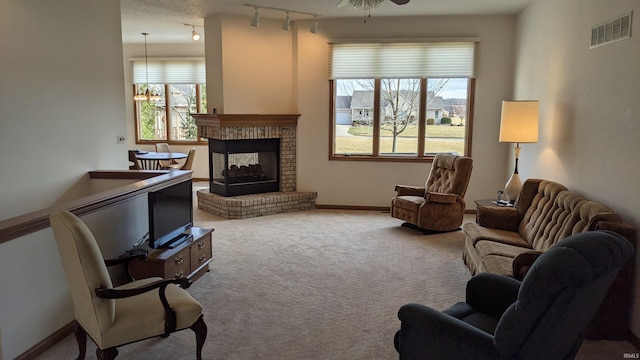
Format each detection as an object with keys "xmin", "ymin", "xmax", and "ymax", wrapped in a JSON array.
[{"xmin": 590, "ymin": 11, "xmax": 633, "ymax": 49}]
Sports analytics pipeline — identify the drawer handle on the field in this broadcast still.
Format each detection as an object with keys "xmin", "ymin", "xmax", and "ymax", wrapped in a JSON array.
[
  {"xmin": 198, "ymin": 255, "xmax": 207, "ymax": 263},
  {"xmin": 174, "ymin": 256, "xmax": 184, "ymax": 265},
  {"xmin": 174, "ymin": 270, "xmax": 184, "ymax": 279},
  {"xmin": 198, "ymin": 241, "xmax": 206, "ymax": 249}
]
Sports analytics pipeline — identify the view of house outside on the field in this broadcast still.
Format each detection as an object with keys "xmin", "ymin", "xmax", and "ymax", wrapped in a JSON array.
[
  {"xmin": 334, "ymin": 78, "xmax": 468, "ymax": 156},
  {"xmin": 136, "ymin": 83, "xmax": 206, "ymax": 142}
]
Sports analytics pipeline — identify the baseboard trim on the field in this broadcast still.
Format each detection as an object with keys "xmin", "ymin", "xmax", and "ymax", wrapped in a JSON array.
[
  {"xmin": 315, "ymin": 204, "xmax": 477, "ymax": 215},
  {"xmin": 315, "ymin": 204, "xmax": 390, "ymax": 212},
  {"xmin": 15, "ymin": 321, "xmax": 75, "ymax": 360}
]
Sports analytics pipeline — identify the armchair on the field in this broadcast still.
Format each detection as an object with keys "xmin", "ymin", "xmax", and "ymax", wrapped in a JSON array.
[
  {"xmin": 49, "ymin": 211, "xmax": 207, "ymax": 360},
  {"xmin": 394, "ymin": 230, "xmax": 634, "ymax": 360},
  {"xmin": 391, "ymin": 154, "xmax": 473, "ymax": 233}
]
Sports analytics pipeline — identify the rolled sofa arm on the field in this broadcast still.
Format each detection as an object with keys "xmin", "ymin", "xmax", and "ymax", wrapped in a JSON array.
[
  {"xmin": 394, "ymin": 185, "xmax": 426, "ymax": 197},
  {"xmin": 512, "ymin": 251, "xmax": 544, "ymax": 281},
  {"xmin": 476, "ymin": 206, "xmax": 519, "ymax": 231},
  {"xmin": 595, "ymin": 221, "xmax": 638, "ymax": 243}
]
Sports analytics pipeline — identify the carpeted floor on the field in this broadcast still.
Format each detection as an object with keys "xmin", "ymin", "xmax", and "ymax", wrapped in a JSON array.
[{"xmin": 35, "ymin": 204, "xmax": 637, "ymax": 359}]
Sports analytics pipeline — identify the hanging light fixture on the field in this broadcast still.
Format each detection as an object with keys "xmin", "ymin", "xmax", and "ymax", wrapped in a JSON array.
[
  {"xmin": 338, "ymin": 0, "xmax": 384, "ymax": 23},
  {"xmin": 134, "ymin": 33, "xmax": 161, "ymax": 102}
]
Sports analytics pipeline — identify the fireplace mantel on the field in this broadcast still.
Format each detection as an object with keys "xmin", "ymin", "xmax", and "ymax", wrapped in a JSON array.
[{"xmin": 192, "ymin": 113, "xmax": 300, "ymax": 128}]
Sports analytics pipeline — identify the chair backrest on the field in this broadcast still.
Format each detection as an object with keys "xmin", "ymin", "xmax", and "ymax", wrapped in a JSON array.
[
  {"xmin": 50, "ymin": 211, "xmax": 115, "ymax": 345},
  {"xmin": 181, "ymin": 148, "xmax": 196, "ymax": 170},
  {"xmin": 128, "ymin": 150, "xmax": 142, "ymax": 170},
  {"xmin": 493, "ymin": 230, "xmax": 634, "ymax": 360},
  {"xmin": 155, "ymin": 142, "xmax": 171, "ymax": 153},
  {"xmin": 424, "ymin": 154, "xmax": 473, "ymax": 196}
]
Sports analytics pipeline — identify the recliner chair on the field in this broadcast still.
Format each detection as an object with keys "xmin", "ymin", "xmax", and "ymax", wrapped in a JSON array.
[
  {"xmin": 391, "ymin": 153, "xmax": 472, "ymax": 233},
  {"xmin": 394, "ymin": 230, "xmax": 634, "ymax": 360}
]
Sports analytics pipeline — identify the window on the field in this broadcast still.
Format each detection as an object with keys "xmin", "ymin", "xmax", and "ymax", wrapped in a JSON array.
[
  {"xmin": 133, "ymin": 59, "xmax": 206, "ymax": 144},
  {"xmin": 330, "ymin": 42, "xmax": 476, "ymax": 161}
]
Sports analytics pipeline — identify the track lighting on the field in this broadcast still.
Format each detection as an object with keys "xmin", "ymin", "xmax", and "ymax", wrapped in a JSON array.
[
  {"xmin": 184, "ymin": 24, "xmax": 202, "ymax": 41},
  {"xmin": 282, "ymin": 11, "xmax": 291, "ymax": 31},
  {"xmin": 191, "ymin": 26, "xmax": 200, "ymax": 41},
  {"xmin": 310, "ymin": 16, "xmax": 319, "ymax": 34},
  {"xmin": 244, "ymin": 4, "xmax": 320, "ymax": 34},
  {"xmin": 251, "ymin": 7, "xmax": 260, "ymax": 27}
]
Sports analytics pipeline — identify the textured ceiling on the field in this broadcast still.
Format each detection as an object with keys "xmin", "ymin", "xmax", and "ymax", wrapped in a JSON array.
[{"xmin": 121, "ymin": 0, "xmax": 532, "ymax": 44}]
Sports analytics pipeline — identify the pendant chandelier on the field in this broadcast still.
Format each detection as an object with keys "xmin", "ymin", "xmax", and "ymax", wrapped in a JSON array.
[{"xmin": 134, "ymin": 33, "xmax": 162, "ymax": 102}]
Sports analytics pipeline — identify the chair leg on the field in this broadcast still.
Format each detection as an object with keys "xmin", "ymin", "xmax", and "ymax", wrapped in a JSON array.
[
  {"xmin": 96, "ymin": 347, "xmax": 118, "ymax": 360},
  {"xmin": 190, "ymin": 315, "xmax": 208, "ymax": 360},
  {"xmin": 73, "ymin": 322, "xmax": 87, "ymax": 360}
]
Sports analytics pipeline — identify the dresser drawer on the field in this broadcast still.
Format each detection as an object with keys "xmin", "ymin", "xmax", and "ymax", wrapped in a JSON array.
[
  {"xmin": 128, "ymin": 227, "xmax": 214, "ymax": 283},
  {"xmin": 191, "ymin": 237, "xmax": 212, "ymax": 272},
  {"xmin": 165, "ymin": 246, "xmax": 191, "ymax": 279}
]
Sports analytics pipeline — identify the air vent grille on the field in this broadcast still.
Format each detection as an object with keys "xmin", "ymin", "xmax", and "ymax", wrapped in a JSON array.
[{"xmin": 591, "ymin": 11, "xmax": 633, "ymax": 49}]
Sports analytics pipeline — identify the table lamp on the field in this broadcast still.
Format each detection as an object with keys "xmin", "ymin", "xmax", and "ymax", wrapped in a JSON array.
[{"xmin": 499, "ymin": 100, "xmax": 539, "ymax": 202}]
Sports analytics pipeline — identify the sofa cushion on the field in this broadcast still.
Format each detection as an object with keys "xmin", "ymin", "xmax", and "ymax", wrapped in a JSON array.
[
  {"xmin": 393, "ymin": 196, "xmax": 425, "ymax": 212},
  {"xmin": 475, "ymin": 240, "xmax": 533, "ymax": 260},
  {"xmin": 462, "ymin": 223, "xmax": 530, "ymax": 248}
]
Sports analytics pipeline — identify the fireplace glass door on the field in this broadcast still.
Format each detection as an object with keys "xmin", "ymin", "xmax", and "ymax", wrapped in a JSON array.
[{"xmin": 209, "ymin": 138, "xmax": 280, "ymax": 196}]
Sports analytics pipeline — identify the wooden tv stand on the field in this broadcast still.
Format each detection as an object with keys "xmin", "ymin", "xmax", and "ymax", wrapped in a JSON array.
[{"xmin": 128, "ymin": 227, "xmax": 214, "ymax": 283}]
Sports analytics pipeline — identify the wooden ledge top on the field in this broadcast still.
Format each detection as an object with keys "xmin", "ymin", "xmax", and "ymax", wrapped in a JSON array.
[{"xmin": 192, "ymin": 113, "xmax": 300, "ymax": 128}]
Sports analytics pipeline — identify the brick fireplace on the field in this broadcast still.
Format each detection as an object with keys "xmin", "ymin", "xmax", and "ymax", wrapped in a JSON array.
[{"xmin": 193, "ymin": 113, "xmax": 317, "ymax": 219}]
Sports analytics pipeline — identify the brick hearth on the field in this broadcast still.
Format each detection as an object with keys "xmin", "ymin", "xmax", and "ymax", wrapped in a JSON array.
[
  {"xmin": 193, "ymin": 113, "xmax": 317, "ymax": 219},
  {"xmin": 197, "ymin": 190, "xmax": 317, "ymax": 219}
]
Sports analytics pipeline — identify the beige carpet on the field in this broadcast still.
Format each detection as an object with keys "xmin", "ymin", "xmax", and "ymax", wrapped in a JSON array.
[{"xmin": 35, "ymin": 207, "xmax": 636, "ymax": 359}]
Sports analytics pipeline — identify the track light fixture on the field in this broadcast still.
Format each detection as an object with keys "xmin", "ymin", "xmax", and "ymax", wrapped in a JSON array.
[
  {"xmin": 184, "ymin": 24, "xmax": 202, "ymax": 41},
  {"xmin": 244, "ymin": 4, "xmax": 320, "ymax": 34},
  {"xmin": 251, "ymin": 7, "xmax": 260, "ymax": 27},
  {"xmin": 282, "ymin": 11, "xmax": 291, "ymax": 31}
]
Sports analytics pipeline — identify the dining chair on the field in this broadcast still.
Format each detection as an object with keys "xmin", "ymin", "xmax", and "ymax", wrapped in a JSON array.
[
  {"xmin": 127, "ymin": 150, "xmax": 142, "ymax": 170},
  {"xmin": 156, "ymin": 142, "xmax": 179, "ymax": 167},
  {"xmin": 164, "ymin": 147, "xmax": 196, "ymax": 171},
  {"xmin": 50, "ymin": 210, "xmax": 207, "ymax": 360}
]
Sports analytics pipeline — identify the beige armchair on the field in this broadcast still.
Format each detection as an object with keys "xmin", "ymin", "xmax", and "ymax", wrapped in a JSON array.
[
  {"xmin": 391, "ymin": 154, "xmax": 473, "ymax": 233},
  {"xmin": 49, "ymin": 211, "xmax": 207, "ymax": 360}
]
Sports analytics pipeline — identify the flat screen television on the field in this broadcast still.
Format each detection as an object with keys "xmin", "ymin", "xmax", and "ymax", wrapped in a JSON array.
[{"xmin": 148, "ymin": 179, "xmax": 193, "ymax": 249}]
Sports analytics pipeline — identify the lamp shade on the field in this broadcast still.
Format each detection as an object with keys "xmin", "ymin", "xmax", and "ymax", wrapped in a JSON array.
[{"xmin": 499, "ymin": 100, "xmax": 539, "ymax": 143}]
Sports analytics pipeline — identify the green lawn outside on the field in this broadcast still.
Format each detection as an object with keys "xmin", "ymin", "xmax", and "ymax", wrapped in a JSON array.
[
  {"xmin": 335, "ymin": 136, "xmax": 464, "ymax": 154},
  {"xmin": 347, "ymin": 124, "xmax": 465, "ymax": 138}
]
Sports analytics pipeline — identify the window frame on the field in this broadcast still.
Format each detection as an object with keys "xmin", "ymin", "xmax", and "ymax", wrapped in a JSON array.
[
  {"xmin": 329, "ymin": 78, "xmax": 474, "ymax": 162},
  {"xmin": 133, "ymin": 83, "xmax": 207, "ymax": 145}
]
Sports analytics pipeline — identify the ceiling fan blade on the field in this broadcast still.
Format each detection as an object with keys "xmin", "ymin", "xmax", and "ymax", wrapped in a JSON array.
[
  {"xmin": 337, "ymin": 0, "xmax": 351, "ymax": 7},
  {"xmin": 390, "ymin": 0, "xmax": 410, "ymax": 4}
]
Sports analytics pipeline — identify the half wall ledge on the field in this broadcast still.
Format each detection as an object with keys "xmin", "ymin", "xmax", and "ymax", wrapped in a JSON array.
[{"xmin": 197, "ymin": 190, "xmax": 317, "ymax": 219}]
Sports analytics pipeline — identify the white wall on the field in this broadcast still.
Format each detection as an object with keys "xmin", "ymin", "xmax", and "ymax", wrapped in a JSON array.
[
  {"xmin": 203, "ymin": 14, "xmax": 517, "ymax": 207},
  {"xmin": 514, "ymin": 0, "xmax": 640, "ymax": 336},
  {"xmin": 0, "ymin": 1, "xmax": 140, "ymax": 358},
  {"xmin": 0, "ymin": 0, "xmax": 128, "ymax": 221}
]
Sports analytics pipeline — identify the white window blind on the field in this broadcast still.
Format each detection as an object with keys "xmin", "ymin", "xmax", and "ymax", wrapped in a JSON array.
[
  {"xmin": 132, "ymin": 59, "xmax": 206, "ymax": 84},
  {"xmin": 329, "ymin": 42, "xmax": 476, "ymax": 79}
]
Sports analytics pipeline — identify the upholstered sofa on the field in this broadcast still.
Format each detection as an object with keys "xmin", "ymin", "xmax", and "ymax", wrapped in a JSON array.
[{"xmin": 462, "ymin": 178, "xmax": 636, "ymax": 340}]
